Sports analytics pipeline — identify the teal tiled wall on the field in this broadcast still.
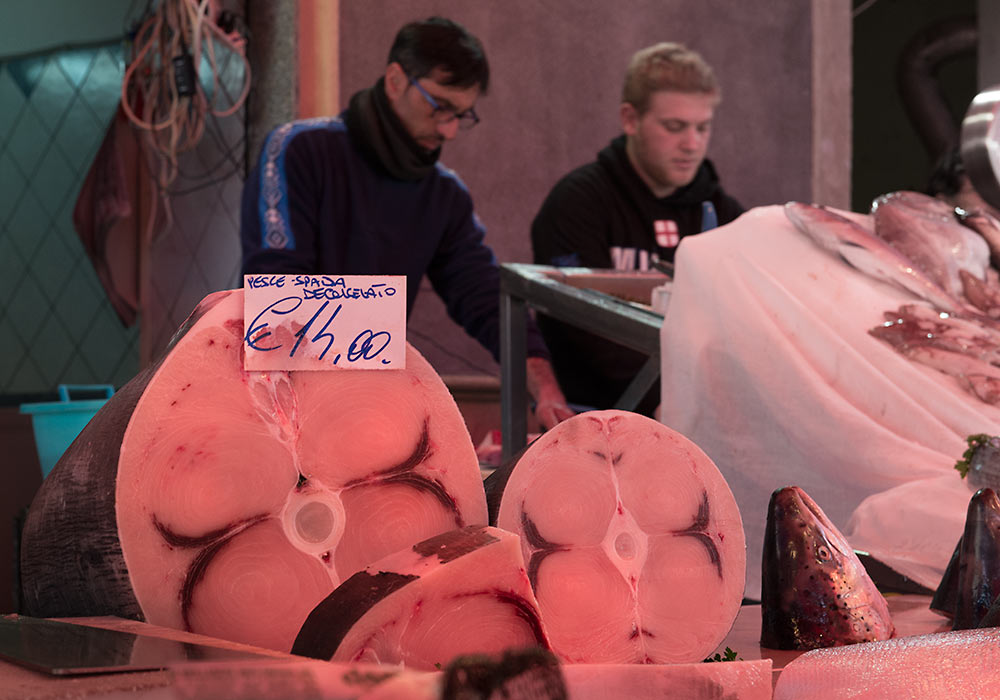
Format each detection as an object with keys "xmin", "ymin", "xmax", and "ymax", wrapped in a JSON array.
[{"xmin": 0, "ymin": 44, "xmax": 139, "ymax": 395}]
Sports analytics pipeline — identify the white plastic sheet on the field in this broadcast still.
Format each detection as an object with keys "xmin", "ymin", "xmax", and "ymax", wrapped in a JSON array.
[{"xmin": 658, "ymin": 205, "xmax": 1000, "ymax": 599}]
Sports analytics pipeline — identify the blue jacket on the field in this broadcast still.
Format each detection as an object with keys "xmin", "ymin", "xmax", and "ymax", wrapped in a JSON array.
[{"xmin": 241, "ymin": 116, "xmax": 547, "ymax": 362}]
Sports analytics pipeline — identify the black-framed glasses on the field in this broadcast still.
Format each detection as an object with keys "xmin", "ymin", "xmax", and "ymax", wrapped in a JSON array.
[{"xmin": 407, "ymin": 74, "xmax": 480, "ymax": 130}]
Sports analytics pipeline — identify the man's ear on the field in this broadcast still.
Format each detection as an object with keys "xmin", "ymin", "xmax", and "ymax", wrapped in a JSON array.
[
  {"xmin": 620, "ymin": 102, "xmax": 639, "ymax": 135},
  {"xmin": 384, "ymin": 62, "xmax": 407, "ymax": 100}
]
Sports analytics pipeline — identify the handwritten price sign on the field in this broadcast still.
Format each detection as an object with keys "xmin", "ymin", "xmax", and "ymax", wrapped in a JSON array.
[{"xmin": 243, "ymin": 274, "xmax": 406, "ymax": 371}]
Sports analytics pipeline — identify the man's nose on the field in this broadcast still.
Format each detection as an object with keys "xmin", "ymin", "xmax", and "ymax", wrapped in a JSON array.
[
  {"xmin": 437, "ymin": 118, "xmax": 460, "ymax": 140},
  {"xmin": 680, "ymin": 128, "xmax": 701, "ymax": 150}
]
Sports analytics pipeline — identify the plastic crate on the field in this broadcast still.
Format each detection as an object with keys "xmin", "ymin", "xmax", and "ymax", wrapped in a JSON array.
[{"xmin": 19, "ymin": 384, "xmax": 114, "ymax": 478}]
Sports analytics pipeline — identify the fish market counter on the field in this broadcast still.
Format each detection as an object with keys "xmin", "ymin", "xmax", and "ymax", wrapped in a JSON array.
[
  {"xmin": 0, "ymin": 596, "xmax": 952, "ymax": 699},
  {"xmin": 0, "ymin": 615, "xmax": 295, "ymax": 700},
  {"xmin": 658, "ymin": 205, "xmax": 1000, "ymax": 600},
  {"xmin": 498, "ymin": 207, "xmax": 1000, "ymax": 604},
  {"xmin": 716, "ymin": 594, "xmax": 948, "ymax": 681}
]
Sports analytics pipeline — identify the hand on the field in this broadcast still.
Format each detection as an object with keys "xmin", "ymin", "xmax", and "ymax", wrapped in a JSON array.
[
  {"xmin": 534, "ymin": 399, "xmax": 576, "ymax": 431},
  {"xmin": 525, "ymin": 357, "xmax": 575, "ymax": 431}
]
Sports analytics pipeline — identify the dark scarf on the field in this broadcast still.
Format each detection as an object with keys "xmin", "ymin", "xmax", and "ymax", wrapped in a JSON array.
[{"xmin": 344, "ymin": 77, "xmax": 440, "ymax": 182}]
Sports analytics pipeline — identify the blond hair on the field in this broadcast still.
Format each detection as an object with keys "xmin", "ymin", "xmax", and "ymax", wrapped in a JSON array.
[{"xmin": 622, "ymin": 42, "xmax": 719, "ymax": 114}]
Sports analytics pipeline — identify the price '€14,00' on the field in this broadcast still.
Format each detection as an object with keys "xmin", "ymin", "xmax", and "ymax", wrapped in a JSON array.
[{"xmin": 242, "ymin": 274, "xmax": 406, "ymax": 371}]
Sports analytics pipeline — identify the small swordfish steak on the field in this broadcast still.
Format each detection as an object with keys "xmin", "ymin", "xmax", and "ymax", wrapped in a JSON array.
[
  {"xmin": 485, "ymin": 410, "xmax": 747, "ymax": 664},
  {"xmin": 292, "ymin": 525, "xmax": 551, "ymax": 670},
  {"xmin": 19, "ymin": 289, "xmax": 487, "ymax": 652},
  {"xmin": 760, "ymin": 486, "xmax": 894, "ymax": 650},
  {"xmin": 930, "ymin": 487, "xmax": 1000, "ymax": 629}
]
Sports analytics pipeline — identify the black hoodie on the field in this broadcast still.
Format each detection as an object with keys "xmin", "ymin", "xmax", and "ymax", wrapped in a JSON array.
[{"xmin": 530, "ymin": 135, "xmax": 744, "ymax": 414}]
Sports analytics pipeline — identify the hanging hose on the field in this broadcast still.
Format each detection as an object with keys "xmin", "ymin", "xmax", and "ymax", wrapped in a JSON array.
[{"xmin": 121, "ymin": 0, "xmax": 251, "ymax": 193}]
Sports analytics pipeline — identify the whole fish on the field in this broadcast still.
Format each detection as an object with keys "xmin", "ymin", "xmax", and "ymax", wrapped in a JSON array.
[
  {"xmin": 785, "ymin": 201, "xmax": 965, "ymax": 312},
  {"xmin": 930, "ymin": 487, "xmax": 1000, "ymax": 629},
  {"xmin": 872, "ymin": 191, "xmax": 991, "ymax": 298},
  {"xmin": 760, "ymin": 486, "xmax": 895, "ymax": 650},
  {"xmin": 959, "ymin": 208, "xmax": 1000, "ymax": 261}
]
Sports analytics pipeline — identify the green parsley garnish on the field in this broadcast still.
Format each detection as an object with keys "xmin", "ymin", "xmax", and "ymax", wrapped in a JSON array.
[
  {"xmin": 956, "ymin": 434, "xmax": 993, "ymax": 479},
  {"xmin": 704, "ymin": 646, "xmax": 740, "ymax": 662}
]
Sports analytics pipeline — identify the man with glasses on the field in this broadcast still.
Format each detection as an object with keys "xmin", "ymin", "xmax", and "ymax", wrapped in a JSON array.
[
  {"xmin": 240, "ymin": 16, "xmax": 573, "ymax": 429},
  {"xmin": 531, "ymin": 42, "xmax": 744, "ymax": 417}
]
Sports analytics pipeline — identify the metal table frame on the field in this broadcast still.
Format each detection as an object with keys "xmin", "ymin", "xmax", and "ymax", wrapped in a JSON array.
[{"xmin": 499, "ymin": 263, "xmax": 665, "ymax": 460}]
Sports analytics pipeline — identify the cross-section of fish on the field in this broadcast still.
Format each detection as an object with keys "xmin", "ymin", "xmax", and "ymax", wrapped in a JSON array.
[
  {"xmin": 772, "ymin": 627, "xmax": 1000, "ymax": 699},
  {"xmin": 485, "ymin": 410, "xmax": 746, "ymax": 664},
  {"xmin": 784, "ymin": 201, "xmax": 965, "ymax": 312},
  {"xmin": 19, "ymin": 289, "xmax": 487, "ymax": 652},
  {"xmin": 291, "ymin": 525, "xmax": 551, "ymax": 670},
  {"xmin": 930, "ymin": 487, "xmax": 1000, "ymax": 629},
  {"xmin": 760, "ymin": 486, "xmax": 894, "ymax": 650}
]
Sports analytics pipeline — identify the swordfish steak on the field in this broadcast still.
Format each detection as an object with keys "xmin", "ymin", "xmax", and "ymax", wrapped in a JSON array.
[
  {"xmin": 485, "ymin": 410, "xmax": 746, "ymax": 664},
  {"xmin": 292, "ymin": 525, "xmax": 551, "ymax": 670},
  {"xmin": 19, "ymin": 289, "xmax": 487, "ymax": 652}
]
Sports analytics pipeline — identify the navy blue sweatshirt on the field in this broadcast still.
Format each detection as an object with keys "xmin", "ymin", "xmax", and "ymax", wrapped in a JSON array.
[{"xmin": 240, "ymin": 116, "xmax": 548, "ymax": 362}]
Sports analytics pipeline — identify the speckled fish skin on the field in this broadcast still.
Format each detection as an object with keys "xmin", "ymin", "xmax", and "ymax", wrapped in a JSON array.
[{"xmin": 760, "ymin": 486, "xmax": 894, "ymax": 650}]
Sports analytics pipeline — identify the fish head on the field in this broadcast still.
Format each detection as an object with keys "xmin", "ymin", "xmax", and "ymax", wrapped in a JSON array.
[
  {"xmin": 761, "ymin": 486, "xmax": 894, "ymax": 649},
  {"xmin": 953, "ymin": 488, "xmax": 1000, "ymax": 629}
]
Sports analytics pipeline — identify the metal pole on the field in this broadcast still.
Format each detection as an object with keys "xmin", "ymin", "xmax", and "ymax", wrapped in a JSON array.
[{"xmin": 500, "ymin": 277, "xmax": 528, "ymax": 461}]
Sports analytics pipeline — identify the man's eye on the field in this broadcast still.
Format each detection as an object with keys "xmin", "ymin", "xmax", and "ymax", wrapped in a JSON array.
[{"xmin": 663, "ymin": 122, "xmax": 685, "ymax": 133}]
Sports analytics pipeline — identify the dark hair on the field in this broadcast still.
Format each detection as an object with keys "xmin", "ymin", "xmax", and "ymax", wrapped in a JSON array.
[
  {"xmin": 388, "ymin": 17, "xmax": 489, "ymax": 93},
  {"xmin": 925, "ymin": 146, "xmax": 965, "ymax": 197}
]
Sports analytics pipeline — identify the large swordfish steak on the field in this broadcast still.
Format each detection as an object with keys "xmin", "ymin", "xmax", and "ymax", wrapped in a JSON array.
[
  {"xmin": 20, "ymin": 289, "xmax": 487, "ymax": 652},
  {"xmin": 485, "ymin": 410, "xmax": 746, "ymax": 664}
]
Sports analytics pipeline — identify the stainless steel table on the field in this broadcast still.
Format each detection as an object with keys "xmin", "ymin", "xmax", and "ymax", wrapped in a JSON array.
[{"xmin": 499, "ymin": 264, "xmax": 666, "ymax": 460}]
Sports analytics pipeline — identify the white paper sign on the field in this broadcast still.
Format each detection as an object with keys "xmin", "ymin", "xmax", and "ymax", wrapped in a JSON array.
[{"xmin": 243, "ymin": 274, "xmax": 406, "ymax": 371}]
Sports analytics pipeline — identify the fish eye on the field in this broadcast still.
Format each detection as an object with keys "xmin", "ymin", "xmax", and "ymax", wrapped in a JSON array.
[{"xmin": 817, "ymin": 545, "xmax": 832, "ymax": 561}]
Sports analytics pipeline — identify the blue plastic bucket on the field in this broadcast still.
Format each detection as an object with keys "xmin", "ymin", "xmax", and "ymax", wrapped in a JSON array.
[{"xmin": 20, "ymin": 384, "xmax": 115, "ymax": 478}]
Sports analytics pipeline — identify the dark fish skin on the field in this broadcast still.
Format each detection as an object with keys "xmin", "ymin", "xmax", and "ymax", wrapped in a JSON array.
[
  {"xmin": 941, "ymin": 488, "xmax": 1000, "ymax": 630},
  {"xmin": 978, "ymin": 591, "xmax": 1000, "ymax": 628},
  {"xmin": 930, "ymin": 537, "xmax": 961, "ymax": 618},
  {"xmin": 760, "ymin": 486, "xmax": 895, "ymax": 650}
]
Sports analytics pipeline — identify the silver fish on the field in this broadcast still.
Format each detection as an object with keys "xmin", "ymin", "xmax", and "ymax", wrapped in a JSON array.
[
  {"xmin": 872, "ymin": 191, "xmax": 991, "ymax": 298},
  {"xmin": 785, "ymin": 201, "xmax": 965, "ymax": 312}
]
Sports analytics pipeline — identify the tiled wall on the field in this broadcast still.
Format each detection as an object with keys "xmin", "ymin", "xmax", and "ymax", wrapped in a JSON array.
[
  {"xmin": 0, "ymin": 45, "xmax": 138, "ymax": 397},
  {"xmin": 0, "ymin": 41, "xmax": 245, "ymax": 398}
]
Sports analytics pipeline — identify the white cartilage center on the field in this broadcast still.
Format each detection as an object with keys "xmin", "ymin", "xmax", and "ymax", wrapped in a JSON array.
[{"xmin": 283, "ymin": 487, "xmax": 346, "ymax": 557}]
